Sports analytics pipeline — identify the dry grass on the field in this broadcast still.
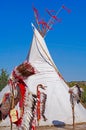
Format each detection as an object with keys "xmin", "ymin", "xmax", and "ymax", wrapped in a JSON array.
[{"xmin": 0, "ymin": 124, "xmax": 86, "ymax": 130}]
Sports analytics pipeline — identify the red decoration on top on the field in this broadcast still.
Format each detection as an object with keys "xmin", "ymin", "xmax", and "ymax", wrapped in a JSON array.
[
  {"xmin": 32, "ymin": 5, "xmax": 71, "ymax": 36},
  {"xmin": 33, "ymin": 6, "xmax": 39, "ymax": 20},
  {"xmin": 38, "ymin": 19, "xmax": 52, "ymax": 30},
  {"xmin": 46, "ymin": 9, "xmax": 62, "ymax": 22},
  {"xmin": 62, "ymin": 5, "xmax": 71, "ymax": 13}
]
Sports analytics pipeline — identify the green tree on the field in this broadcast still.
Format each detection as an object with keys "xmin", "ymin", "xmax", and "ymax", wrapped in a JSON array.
[{"xmin": 0, "ymin": 69, "xmax": 9, "ymax": 91}]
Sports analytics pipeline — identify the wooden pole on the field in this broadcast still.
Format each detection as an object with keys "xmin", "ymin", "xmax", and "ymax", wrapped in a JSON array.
[
  {"xmin": 10, "ymin": 95, "xmax": 13, "ymax": 130},
  {"xmin": 71, "ymin": 94, "xmax": 75, "ymax": 130},
  {"xmin": 72, "ymin": 104, "xmax": 75, "ymax": 129},
  {"xmin": 10, "ymin": 83, "xmax": 15, "ymax": 130},
  {"xmin": 10, "ymin": 122, "xmax": 13, "ymax": 130}
]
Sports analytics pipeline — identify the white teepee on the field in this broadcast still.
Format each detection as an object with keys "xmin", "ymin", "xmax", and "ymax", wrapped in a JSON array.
[
  {"xmin": 25, "ymin": 25, "xmax": 86, "ymax": 126},
  {"xmin": 0, "ymin": 25, "xmax": 86, "ymax": 127}
]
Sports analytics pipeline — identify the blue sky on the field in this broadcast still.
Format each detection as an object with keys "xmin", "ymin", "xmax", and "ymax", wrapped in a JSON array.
[{"xmin": 0, "ymin": 0, "xmax": 86, "ymax": 81}]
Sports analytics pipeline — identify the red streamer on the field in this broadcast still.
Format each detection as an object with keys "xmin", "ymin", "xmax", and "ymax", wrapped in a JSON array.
[
  {"xmin": 62, "ymin": 5, "xmax": 71, "ymax": 13},
  {"xmin": 37, "ymin": 90, "xmax": 41, "ymax": 121},
  {"xmin": 33, "ymin": 6, "xmax": 39, "ymax": 20}
]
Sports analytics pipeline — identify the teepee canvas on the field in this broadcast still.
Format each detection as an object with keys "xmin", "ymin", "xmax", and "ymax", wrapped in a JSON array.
[{"xmin": 24, "ymin": 24, "xmax": 86, "ymax": 126}]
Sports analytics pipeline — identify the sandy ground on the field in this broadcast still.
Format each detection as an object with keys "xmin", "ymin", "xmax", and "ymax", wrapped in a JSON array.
[{"xmin": 0, "ymin": 124, "xmax": 86, "ymax": 130}]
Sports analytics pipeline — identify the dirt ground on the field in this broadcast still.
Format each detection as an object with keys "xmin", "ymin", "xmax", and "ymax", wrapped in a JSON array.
[{"xmin": 0, "ymin": 124, "xmax": 86, "ymax": 130}]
